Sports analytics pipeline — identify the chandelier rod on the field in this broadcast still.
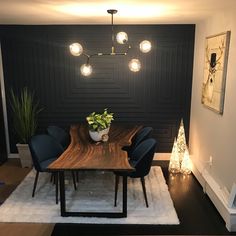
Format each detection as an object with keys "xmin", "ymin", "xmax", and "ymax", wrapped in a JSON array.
[
  {"xmin": 111, "ymin": 11, "xmax": 115, "ymax": 54},
  {"xmin": 107, "ymin": 9, "xmax": 117, "ymax": 54}
]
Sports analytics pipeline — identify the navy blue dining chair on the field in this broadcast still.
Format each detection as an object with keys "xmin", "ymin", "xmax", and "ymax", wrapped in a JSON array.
[
  {"xmin": 123, "ymin": 126, "xmax": 153, "ymax": 159},
  {"xmin": 47, "ymin": 125, "xmax": 79, "ymax": 182},
  {"xmin": 47, "ymin": 126, "xmax": 70, "ymax": 150},
  {"xmin": 29, "ymin": 134, "xmax": 76, "ymax": 204},
  {"xmin": 114, "ymin": 138, "xmax": 157, "ymax": 208}
]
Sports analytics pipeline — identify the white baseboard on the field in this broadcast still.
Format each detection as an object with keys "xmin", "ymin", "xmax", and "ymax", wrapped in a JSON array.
[
  {"xmin": 192, "ymin": 159, "xmax": 236, "ymax": 232},
  {"xmin": 8, "ymin": 153, "xmax": 19, "ymax": 159}
]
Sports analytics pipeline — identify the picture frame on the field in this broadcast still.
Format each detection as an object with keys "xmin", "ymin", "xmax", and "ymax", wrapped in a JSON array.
[
  {"xmin": 228, "ymin": 183, "xmax": 236, "ymax": 208},
  {"xmin": 201, "ymin": 31, "xmax": 231, "ymax": 114}
]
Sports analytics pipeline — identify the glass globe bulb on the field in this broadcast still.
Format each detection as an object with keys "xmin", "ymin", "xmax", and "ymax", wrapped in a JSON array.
[
  {"xmin": 140, "ymin": 40, "xmax": 152, "ymax": 53},
  {"xmin": 80, "ymin": 64, "xmax": 92, "ymax": 76},
  {"xmin": 69, "ymin": 43, "xmax": 83, "ymax": 56},
  {"xmin": 116, "ymin": 32, "xmax": 128, "ymax": 44},
  {"xmin": 128, "ymin": 59, "xmax": 141, "ymax": 72}
]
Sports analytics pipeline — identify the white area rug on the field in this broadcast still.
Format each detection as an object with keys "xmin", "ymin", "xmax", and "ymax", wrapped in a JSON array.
[{"xmin": 0, "ymin": 166, "xmax": 179, "ymax": 224}]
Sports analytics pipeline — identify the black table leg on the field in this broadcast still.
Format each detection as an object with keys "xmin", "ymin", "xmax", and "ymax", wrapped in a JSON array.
[
  {"xmin": 55, "ymin": 172, "xmax": 58, "ymax": 204},
  {"xmin": 123, "ymin": 175, "xmax": 127, "ymax": 217},
  {"xmin": 58, "ymin": 171, "xmax": 128, "ymax": 218},
  {"xmin": 59, "ymin": 171, "xmax": 66, "ymax": 216}
]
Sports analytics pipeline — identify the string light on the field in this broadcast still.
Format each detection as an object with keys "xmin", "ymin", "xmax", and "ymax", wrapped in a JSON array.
[
  {"xmin": 176, "ymin": 118, "xmax": 187, "ymax": 163},
  {"xmin": 168, "ymin": 138, "xmax": 180, "ymax": 174},
  {"xmin": 169, "ymin": 118, "xmax": 192, "ymax": 175},
  {"xmin": 180, "ymin": 147, "xmax": 192, "ymax": 175}
]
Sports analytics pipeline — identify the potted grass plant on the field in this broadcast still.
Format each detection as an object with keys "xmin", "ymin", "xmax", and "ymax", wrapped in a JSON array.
[
  {"xmin": 10, "ymin": 87, "xmax": 43, "ymax": 167},
  {"xmin": 86, "ymin": 108, "xmax": 114, "ymax": 142}
]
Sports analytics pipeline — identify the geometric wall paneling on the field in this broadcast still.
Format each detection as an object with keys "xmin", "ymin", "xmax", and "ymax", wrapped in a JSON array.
[{"xmin": 0, "ymin": 25, "xmax": 195, "ymax": 152}]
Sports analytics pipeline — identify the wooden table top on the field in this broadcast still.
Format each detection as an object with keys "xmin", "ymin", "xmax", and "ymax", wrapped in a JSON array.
[{"xmin": 48, "ymin": 124, "xmax": 142, "ymax": 171}]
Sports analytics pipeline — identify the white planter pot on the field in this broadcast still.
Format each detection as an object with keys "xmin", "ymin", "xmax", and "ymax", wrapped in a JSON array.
[
  {"xmin": 16, "ymin": 143, "xmax": 32, "ymax": 168},
  {"xmin": 89, "ymin": 127, "xmax": 110, "ymax": 142}
]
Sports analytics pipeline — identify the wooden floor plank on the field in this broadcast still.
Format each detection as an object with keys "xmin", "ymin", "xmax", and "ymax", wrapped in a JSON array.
[{"xmin": 0, "ymin": 223, "xmax": 54, "ymax": 236}]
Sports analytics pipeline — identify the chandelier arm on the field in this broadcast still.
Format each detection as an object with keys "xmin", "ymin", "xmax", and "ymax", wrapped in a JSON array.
[
  {"xmin": 90, "ymin": 53, "xmax": 102, "ymax": 57},
  {"xmin": 89, "ymin": 44, "xmax": 131, "ymax": 57},
  {"xmin": 81, "ymin": 53, "xmax": 91, "ymax": 64},
  {"xmin": 125, "ymin": 45, "xmax": 132, "ymax": 54},
  {"xmin": 86, "ymin": 56, "xmax": 90, "ymax": 65},
  {"xmin": 89, "ymin": 52, "xmax": 128, "ymax": 57},
  {"xmin": 82, "ymin": 52, "xmax": 90, "ymax": 58}
]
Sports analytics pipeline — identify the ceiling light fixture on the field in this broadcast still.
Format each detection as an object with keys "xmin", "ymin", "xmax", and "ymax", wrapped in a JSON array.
[{"xmin": 69, "ymin": 9, "xmax": 152, "ymax": 77}]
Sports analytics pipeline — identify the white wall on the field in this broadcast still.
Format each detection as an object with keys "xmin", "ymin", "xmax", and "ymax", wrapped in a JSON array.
[{"xmin": 190, "ymin": 9, "xmax": 236, "ymax": 192}]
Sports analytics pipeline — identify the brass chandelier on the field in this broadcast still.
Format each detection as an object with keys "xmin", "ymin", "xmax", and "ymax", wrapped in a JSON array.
[{"xmin": 69, "ymin": 9, "xmax": 152, "ymax": 77}]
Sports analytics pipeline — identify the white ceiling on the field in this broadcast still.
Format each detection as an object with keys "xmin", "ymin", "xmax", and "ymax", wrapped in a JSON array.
[{"xmin": 0, "ymin": 0, "xmax": 235, "ymax": 24}]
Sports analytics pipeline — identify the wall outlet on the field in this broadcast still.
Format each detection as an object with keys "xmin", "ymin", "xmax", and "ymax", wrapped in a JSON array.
[{"xmin": 209, "ymin": 156, "xmax": 213, "ymax": 167}]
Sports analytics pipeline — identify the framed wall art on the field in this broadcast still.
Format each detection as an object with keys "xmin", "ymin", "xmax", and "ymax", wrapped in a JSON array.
[{"xmin": 201, "ymin": 31, "xmax": 231, "ymax": 114}]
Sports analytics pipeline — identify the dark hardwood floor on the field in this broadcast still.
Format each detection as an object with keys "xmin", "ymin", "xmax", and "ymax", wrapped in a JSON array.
[
  {"xmin": 0, "ymin": 159, "xmax": 30, "ymax": 205},
  {"xmin": 51, "ymin": 161, "xmax": 235, "ymax": 236}
]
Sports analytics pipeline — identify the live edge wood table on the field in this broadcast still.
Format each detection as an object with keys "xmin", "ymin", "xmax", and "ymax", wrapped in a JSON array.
[{"xmin": 48, "ymin": 124, "xmax": 142, "ymax": 218}]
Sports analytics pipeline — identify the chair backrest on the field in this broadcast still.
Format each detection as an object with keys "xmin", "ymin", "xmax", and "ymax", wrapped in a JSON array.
[
  {"xmin": 129, "ymin": 138, "xmax": 157, "ymax": 178},
  {"xmin": 128, "ymin": 127, "xmax": 153, "ymax": 157},
  {"xmin": 47, "ymin": 126, "xmax": 70, "ymax": 150},
  {"xmin": 29, "ymin": 134, "xmax": 64, "ymax": 172}
]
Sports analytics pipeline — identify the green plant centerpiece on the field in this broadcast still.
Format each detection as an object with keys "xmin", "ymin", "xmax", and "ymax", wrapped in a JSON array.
[
  {"xmin": 86, "ymin": 108, "xmax": 114, "ymax": 142},
  {"xmin": 10, "ymin": 87, "xmax": 43, "ymax": 167}
]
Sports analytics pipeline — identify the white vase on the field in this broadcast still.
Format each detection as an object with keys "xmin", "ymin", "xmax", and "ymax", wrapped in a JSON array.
[
  {"xmin": 16, "ymin": 143, "xmax": 32, "ymax": 168},
  {"xmin": 89, "ymin": 127, "xmax": 110, "ymax": 142}
]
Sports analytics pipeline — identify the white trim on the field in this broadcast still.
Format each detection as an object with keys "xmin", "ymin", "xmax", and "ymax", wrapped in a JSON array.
[
  {"xmin": 8, "ymin": 153, "xmax": 19, "ymax": 159},
  {"xmin": 0, "ymin": 43, "xmax": 10, "ymax": 155},
  {"xmin": 192, "ymin": 159, "xmax": 236, "ymax": 232},
  {"xmin": 228, "ymin": 183, "xmax": 236, "ymax": 208},
  {"xmin": 154, "ymin": 153, "xmax": 236, "ymax": 231}
]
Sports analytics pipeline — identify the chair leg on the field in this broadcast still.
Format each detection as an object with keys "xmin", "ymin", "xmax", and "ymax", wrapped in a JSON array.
[
  {"xmin": 114, "ymin": 175, "xmax": 120, "ymax": 207},
  {"xmin": 50, "ymin": 173, "xmax": 53, "ymax": 183},
  {"xmin": 71, "ymin": 171, "xmax": 77, "ymax": 190},
  {"xmin": 76, "ymin": 171, "xmax": 79, "ymax": 182},
  {"xmin": 55, "ymin": 172, "xmax": 59, "ymax": 204},
  {"xmin": 32, "ymin": 171, "xmax": 39, "ymax": 197},
  {"xmin": 140, "ymin": 177, "xmax": 149, "ymax": 208},
  {"xmin": 53, "ymin": 173, "xmax": 56, "ymax": 185}
]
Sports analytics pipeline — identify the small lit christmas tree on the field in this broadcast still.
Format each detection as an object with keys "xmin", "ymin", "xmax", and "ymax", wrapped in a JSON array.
[
  {"xmin": 168, "ymin": 138, "xmax": 180, "ymax": 173},
  {"xmin": 180, "ymin": 147, "xmax": 192, "ymax": 175},
  {"xmin": 176, "ymin": 119, "xmax": 187, "ymax": 163}
]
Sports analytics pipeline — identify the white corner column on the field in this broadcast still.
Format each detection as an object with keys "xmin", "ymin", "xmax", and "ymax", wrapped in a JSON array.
[{"xmin": 0, "ymin": 43, "xmax": 10, "ymax": 156}]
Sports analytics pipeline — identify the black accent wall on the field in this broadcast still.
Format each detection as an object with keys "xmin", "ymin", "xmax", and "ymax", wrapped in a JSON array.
[{"xmin": 0, "ymin": 25, "xmax": 195, "ymax": 153}]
